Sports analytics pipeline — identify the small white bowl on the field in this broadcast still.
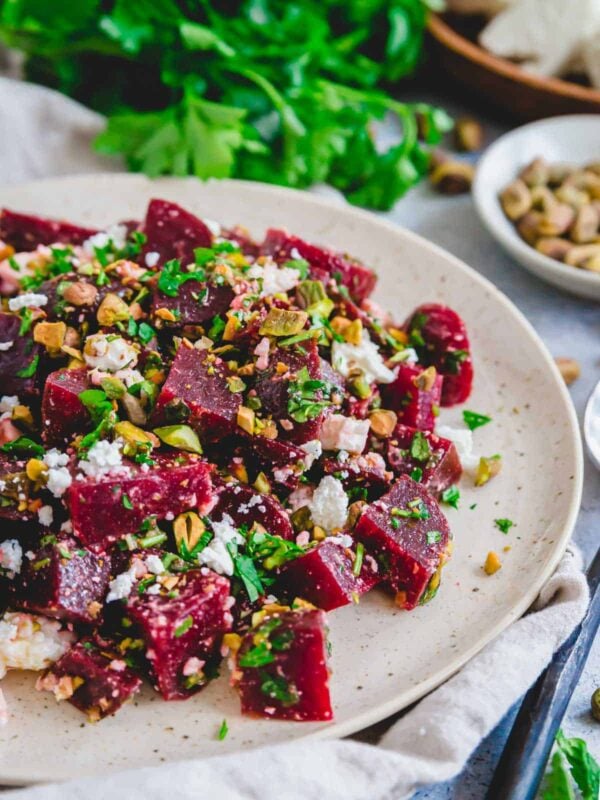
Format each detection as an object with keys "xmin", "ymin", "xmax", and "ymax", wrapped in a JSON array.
[{"xmin": 473, "ymin": 114, "xmax": 600, "ymax": 301}]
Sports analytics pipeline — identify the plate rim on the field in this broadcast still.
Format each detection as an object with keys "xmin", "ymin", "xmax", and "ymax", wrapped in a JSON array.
[{"xmin": 0, "ymin": 173, "xmax": 585, "ymax": 779}]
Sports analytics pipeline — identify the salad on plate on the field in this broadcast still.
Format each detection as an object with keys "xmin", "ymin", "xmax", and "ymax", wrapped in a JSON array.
[{"xmin": 0, "ymin": 198, "xmax": 486, "ymax": 725}]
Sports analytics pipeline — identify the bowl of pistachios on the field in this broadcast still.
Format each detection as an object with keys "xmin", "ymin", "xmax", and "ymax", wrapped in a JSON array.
[{"xmin": 473, "ymin": 115, "xmax": 600, "ymax": 301}]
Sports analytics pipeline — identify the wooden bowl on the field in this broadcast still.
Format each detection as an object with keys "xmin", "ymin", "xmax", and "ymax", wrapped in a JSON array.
[{"xmin": 427, "ymin": 13, "xmax": 600, "ymax": 120}]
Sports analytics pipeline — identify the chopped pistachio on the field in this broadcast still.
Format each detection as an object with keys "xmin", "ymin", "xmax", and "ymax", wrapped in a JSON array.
[
  {"xmin": 26, "ymin": 458, "xmax": 47, "ymax": 482},
  {"xmin": 253, "ymin": 472, "xmax": 271, "ymax": 494},
  {"xmin": 259, "ymin": 308, "xmax": 308, "ymax": 337},
  {"xmin": 226, "ymin": 375, "xmax": 246, "ymax": 393},
  {"xmin": 474, "ymin": 455, "xmax": 502, "ymax": 487},
  {"xmin": 62, "ymin": 281, "xmax": 98, "ymax": 307},
  {"xmin": 173, "ymin": 511, "xmax": 205, "ymax": 553},
  {"xmin": 349, "ymin": 373, "xmax": 371, "ymax": 399},
  {"xmin": 290, "ymin": 505, "xmax": 313, "ymax": 532},
  {"xmin": 223, "ymin": 314, "xmax": 241, "ymax": 342},
  {"xmin": 484, "ymin": 551, "xmax": 502, "ymax": 575},
  {"xmin": 100, "ymin": 376, "xmax": 126, "ymax": 399},
  {"xmin": 296, "ymin": 280, "xmax": 327, "ymax": 308},
  {"xmin": 237, "ymin": 405, "xmax": 255, "ymax": 435},
  {"xmin": 412, "ymin": 366, "xmax": 438, "ymax": 392},
  {"xmin": 96, "ymin": 293, "xmax": 130, "ymax": 326},
  {"xmin": 344, "ymin": 318, "xmax": 363, "ymax": 345},
  {"xmin": 369, "ymin": 409, "xmax": 397, "ymax": 438},
  {"xmin": 153, "ymin": 424, "xmax": 203, "ymax": 454},
  {"xmin": 33, "ymin": 321, "xmax": 67, "ymax": 356},
  {"xmin": 312, "ymin": 525, "xmax": 327, "ymax": 541},
  {"xmin": 114, "ymin": 421, "xmax": 157, "ymax": 455},
  {"xmin": 12, "ymin": 405, "xmax": 34, "ymax": 428}
]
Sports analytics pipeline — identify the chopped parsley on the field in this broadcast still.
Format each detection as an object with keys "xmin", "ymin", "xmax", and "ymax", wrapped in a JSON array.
[
  {"xmin": 208, "ymin": 314, "xmax": 226, "ymax": 340},
  {"xmin": 426, "ymin": 530, "xmax": 442, "ymax": 545},
  {"xmin": 441, "ymin": 485, "xmax": 460, "ymax": 509},
  {"xmin": 157, "ymin": 258, "xmax": 205, "ymax": 297},
  {"xmin": 410, "ymin": 466, "xmax": 423, "ymax": 482},
  {"xmin": 445, "ymin": 349, "xmax": 469, "ymax": 375},
  {"xmin": 391, "ymin": 498, "xmax": 430, "ymax": 523},
  {"xmin": 0, "ymin": 436, "xmax": 44, "ymax": 458},
  {"xmin": 352, "ymin": 542, "xmax": 365, "ymax": 576},
  {"xmin": 16, "ymin": 354, "xmax": 39, "ymax": 378},
  {"xmin": 287, "ymin": 367, "xmax": 335, "ymax": 423},
  {"xmin": 217, "ymin": 719, "xmax": 229, "ymax": 741},
  {"xmin": 463, "ymin": 410, "xmax": 492, "ymax": 431},
  {"xmin": 174, "ymin": 615, "xmax": 194, "ymax": 638},
  {"xmin": 494, "ymin": 518, "xmax": 514, "ymax": 534},
  {"xmin": 259, "ymin": 672, "xmax": 299, "ymax": 707},
  {"xmin": 122, "ymin": 494, "xmax": 133, "ymax": 510}
]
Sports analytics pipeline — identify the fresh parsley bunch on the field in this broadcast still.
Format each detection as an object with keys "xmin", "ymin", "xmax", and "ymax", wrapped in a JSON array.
[{"xmin": 0, "ymin": 0, "xmax": 451, "ymax": 210}]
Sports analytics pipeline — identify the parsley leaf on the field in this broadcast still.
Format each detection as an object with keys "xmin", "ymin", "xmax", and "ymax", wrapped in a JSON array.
[
  {"xmin": 410, "ymin": 431, "xmax": 431, "ymax": 462},
  {"xmin": 174, "ymin": 615, "xmax": 194, "ymax": 638},
  {"xmin": 16, "ymin": 355, "xmax": 39, "ymax": 378},
  {"xmin": 0, "ymin": 437, "xmax": 44, "ymax": 458},
  {"xmin": 556, "ymin": 730, "xmax": 600, "ymax": 800},
  {"xmin": 441, "ymin": 485, "xmax": 460, "ymax": 510},
  {"xmin": 494, "ymin": 518, "xmax": 514, "ymax": 534},
  {"xmin": 287, "ymin": 366, "xmax": 335, "ymax": 423},
  {"xmin": 463, "ymin": 410, "xmax": 492, "ymax": 430},
  {"xmin": 217, "ymin": 719, "xmax": 228, "ymax": 741}
]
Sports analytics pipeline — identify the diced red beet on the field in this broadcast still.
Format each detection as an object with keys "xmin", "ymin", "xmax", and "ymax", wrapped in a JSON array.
[
  {"xmin": 212, "ymin": 479, "xmax": 293, "ymax": 540},
  {"xmin": 0, "ymin": 209, "xmax": 97, "ymax": 251},
  {"xmin": 222, "ymin": 225, "xmax": 259, "ymax": 257},
  {"xmin": 381, "ymin": 363, "xmax": 442, "ymax": 432},
  {"xmin": 37, "ymin": 640, "xmax": 142, "ymax": 721},
  {"xmin": 355, "ymin": 475, "xmax": 451, "ymax": 610},
  {"xmin": 152, "ymin": 343, "xmax": 242, "ymax": 439},
  {"xmin": 254, "ymin": 339, "xmax": 324, "ymax": 444},
  {"xmin": 405, "ymin": 304, "xmax": 473, "ymax": 406},
  {"xmin": 39, "ymin": 274, "xmax": 136, "ymax": 325},
  {"xmin": 322, "ymin": 452, "xmax": 392, "ymax": 498},
  {"xmin": 0, "ymin": 455, "xmax": 36, "ymax": 522},
  {"xmin": 119, "ymin": 569, "xmax": 231, "ymax": 700},
  {"xmin": 245, "ymin": 435, "xmax": 307, "ymax": 489},
  {"xmin": 141, "ymin": 199, "xmax": 213, "ymax": 267},
  {"xmin": 385, "ymin": 424, "xmax": 462, "ymax": 496},
  {"xmin": 233, "ymin": 608, "xmax": 332, "ymax": 721},
  {"xmin": 261, "ymin": 229, "xmax": 376, "ymax": 302},
  {"xmin": 0, "ymin": 312, "xmax": 42, "ymax": 397},
  {"xmin": 66, "ymin": 454, "xmax": 213, "ymax": 553},
  {"xmin": 277, "ymin": 539, "xmax": 380, "ymax": 611},
  {"xmin": 10, "ymin": 537, "xmax": 111, "ymax": 624},
  {"xmin": 41, "ymin": 368, "xmax": 90, "ymax": 446},
  {"xmin": 152, "ymin": 280, "xmax": 233, "ymax": 327}
]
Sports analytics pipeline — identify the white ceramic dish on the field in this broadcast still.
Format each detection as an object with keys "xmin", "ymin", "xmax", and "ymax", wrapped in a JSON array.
[
  {"xmin": 0, "ymin": 174, "xmax": 583, "ymax": 783},
  {"xmin": 473, "ymin": 115, "xmax": 600, "ymax": 301}
]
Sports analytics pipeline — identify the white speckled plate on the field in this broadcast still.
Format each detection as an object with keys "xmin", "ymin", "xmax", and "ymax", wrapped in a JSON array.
[{"xmin": 0, "ymin": 175, "xmax": 583, "ymax": 784}]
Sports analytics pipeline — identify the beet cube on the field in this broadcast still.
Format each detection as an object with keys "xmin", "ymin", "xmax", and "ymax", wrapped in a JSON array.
[
  {"xmin": 254, "ymin": 339, "xmax": 324, "ymax": 444},
  {"xmin": 120, "ymin": 569, "xmax": 231, "ymax": 700},
  {"xmin": 213, "ymin": 480, "xmax": 293, "ymax": 540},
  {"xmin": 322, "ymin": 452, "xmax": 392, "ymax": 498},
  {"xmin": 37, "ymin": 640, "xmax": 142, "ymax": 721},
  {"xmin": 380, "ymin": 363, "xmax": 442, "ymax": 432},
  {"xmin": 152, "ymin": 280, "xmax": 233, "ymax": 327},
  {"xmin": 245, "ymin": 435, "xmax": 307, "ymax": 490},
  {"xmin": 233, "ymin": 608, "xmax": 332, "ymax": 721},
  {"xmin": 0, "ymin": 313, "xmax": 42, "ymax": 397},
  {"xmin": 0, "ymin": 209, "xmax": 97, "ymax": 251},
  {"xmin": 41, "ymin": 368, "xmax": 90, "ymax": 446},
  {"xmin": 11, "ymin": 537, "xmax": 111, "ymax": 624},
  {"xmin": 66, "ymin": 454, "xmax": 213, "ymax": 553},
  {"xmin": 39, "ymin": 274, "xmax": 135, "ymax": 325},
  {"xmin": 152, "ymin": 344, "xmax": 242, "ymax": 439},
  {"xmin": 405, "ymin": 304, "xmax": 473, "ymax": 406},
  {"xmin": 261, "ymin": 229, "xmax": 376, "ymax": 302},
  {"xmin": 355, "ymin": 475, "xmax": 451, "ymax": 610},
  {"xmin": 142, "ymin": 199, "xmax": 213, "ymax": 267},
  {"xmin": 385, "ymin": 424, "xmax": 462, "ymax": 495},
  {"xmin": 277, "ymin": 539, "xmax": 380, "ymax": 611}
]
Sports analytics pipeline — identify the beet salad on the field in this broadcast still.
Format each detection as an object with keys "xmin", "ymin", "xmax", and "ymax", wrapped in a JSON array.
[{"xmin": 0, "ymin": 198, "xmax": 488, "ymax": 726}]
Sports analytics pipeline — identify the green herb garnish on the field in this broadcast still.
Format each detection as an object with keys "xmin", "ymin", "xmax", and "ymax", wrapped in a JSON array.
[
  {"xmin": 174, "ymin": 615, "xmax": 194, "ymax": 638},
  {"xmin": 463, "ymin": 410, "xmax": 492, "ymax": 430},
  {"xmin": 441, "ymin": 485, "xmax": 460, "ymax": 510}
]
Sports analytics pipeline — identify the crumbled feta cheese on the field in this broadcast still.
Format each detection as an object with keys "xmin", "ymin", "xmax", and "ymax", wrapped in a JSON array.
[
  {"xmin": 436, "ymin": 424, "xmax": 480, "ymax": 471},
  {"xmin": 37, "ymin": 505, "xmax": 54, "ymax": 528},
  {"xmin": 0, "ymin": 540, "xmax": 22, "ymax": 574},
  {"xmin": 84, "ymin": 333, "xmax": 138, "ymax": 373},
  {"xmin": 0, "ymin": 611, "xmax": 73, "ymax": 679},
  {"xmin": 145, "ymin": 555, "xmax": 165, "ymax": 575},
  {"xmin": 320, "ymin": 414, "xmax": 370, "ymax": 454},
  {"xmin": 83, "ymin": 223, "xmax": 128, "ymax": 254},
  {"xmin": 260, "ymin": 261, "xmax": 301, "ymax": 297},
  {"xmin": 328, "ymin": 533, "xmax": 354, "ymax": 548},
  {"xmin": 203, "ymin": 218, "xmax": 221, "ymax": 237},
  {"xmin": 0, "ymin": 395, "xmax": 19, "ymax": 421},
  {"xmin": 300, "ymin": 439, "xmax": 322, "ymax": 469},
  {"xmin": 332, "ymin": 332, "xmax": 395, "ymax": 384},
  {"xmin": 197, "ymin": 514, "xmax": 244, "ymax": 576},
  {"xmin": 43, "ymin": 449, "xmax": 72, "ymax": 497},
  {"xmin": 89, "ymin": 367, "xmax": 144, "ymax": 389},
  {"xmin": 0, "ymin": 341, "xmax": 13, "ymax": 352},
  {"xmin": 106, "ymin": 570, "xmax": 136, "ymax": 603},
  {"xmin": 8, "ymin": 292, "xmax": 48, "ymax": 311},
  {"xmin": 144, "ymin": 251, "xmax": 160, "ymax": 268},
  {"xmin": 78, "ymin": 438, "xmax": 126, "ymax": 479},
  {"xmin": 309, "ymin": 476, "xmax": 348, "ymax": 532}
]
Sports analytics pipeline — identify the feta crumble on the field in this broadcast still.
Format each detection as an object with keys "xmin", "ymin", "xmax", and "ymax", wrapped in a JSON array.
[
  {"xmin": 84, "ymin": 333, "xmax": 138, "ymax": 373},
  {"xmin": 37, "ymin": 505, "xmax": 54, "ymax": 528},
  {"xmin": 145, "ymin": 555, "xmax": 165, "ymax": 575},
  {"xmin": 260, "ymin": 261, "xmax": 301, "ymax": 297},
  {"xmin": 331, "ymin": 331, "xmax": 395, "ymax": 385},
  {"xmin": 0, "ymin": 395, "xmax": 19, "ymax": 421},
  {"xmin": 83, "ymin": 223, "xmax": 128, "ymax": 254},
  {"xmin": 328, "ymin": 533, "xmax": 354, "ymax": 548},
  {"xmin": 144, "ymin": 251, "xmax": 160, "ymax": 268},
  {"xmin": 320, "ymin": 414, "xmax": 370, "ymax": 454},
  {"xmin": 0, "ymin": 539, "xmax": 23, "ymax": 574},
  {"xmin": 0, "ymin": 611, "xmax": 74, "ymax": 680},
  {"xmin": 436, "ymin": 424, "xmax": 480, "ymax": 471},
  {"xmin": 309, "ymin": 476, "xmax": 348, "ymax": 532},
  {"xmin": 197, "ymin": 514, "xmax": 244, "ymax": 577},
  {"xmin": 0, "ymin": 341, "xmax": 13, "ymax": 352},
  {"xmin": 78, "ymin": 438, "xmax": 127, "ymax": 479},
  {"xmin": 43, "ymin": 449, "xmax": 72, "ymax": 497},
  {"xmin": 8, "ymin": 292, "xmax": 48, "ymax": 311},
  {"xmin": 300, "ymin": 439, "xmax": 322, "ymax": 469}
]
